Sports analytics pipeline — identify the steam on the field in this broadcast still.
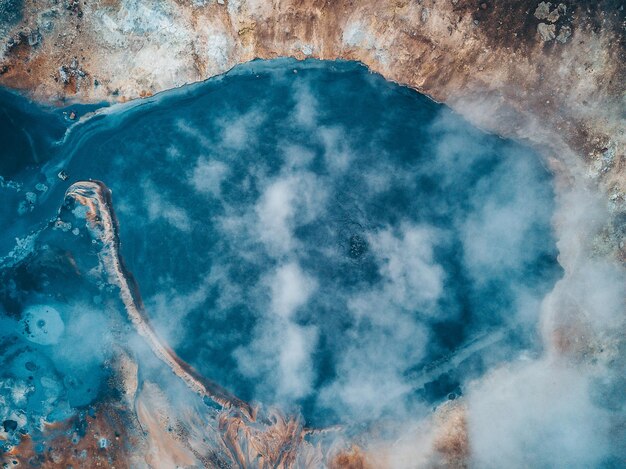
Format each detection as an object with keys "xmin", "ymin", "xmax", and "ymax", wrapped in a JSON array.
[
  {"xmin": 452, "ymin": 109, "xmax": 626, "ymax": 467},
  {"xmin": 466, "ymin": 358, "xmax": 613, "ymax": 468},
  {"xmin": 235, "ymin": 262, "xmax": 319, "ymax": 401},
  {"xmin": 124, "ymin": 65, "xmax": 565, "ymax": 430},
  {"xmin": 1, "ymin": 59, "xmax": 622, "ymax": 466},
  {"xmin": 140, "ymin": 178, "xmax": 191, "ymax": 232},
  {"xmin": 190, "ymin": 158, "xmax": 229, "ymax": 197},
  {"xmin": 254, "ymin": 171, "xmax": 328, "ymax": 256}
]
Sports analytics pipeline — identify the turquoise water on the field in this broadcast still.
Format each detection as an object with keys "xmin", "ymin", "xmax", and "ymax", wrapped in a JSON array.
[{"xmin": 0, "ymin": 59, "xmax": 561, "ymax": 438}]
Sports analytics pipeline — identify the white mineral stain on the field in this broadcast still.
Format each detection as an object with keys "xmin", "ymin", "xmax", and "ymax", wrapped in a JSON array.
[{"xmin": 20, "ymin": 305, "xmax": 65, "ymax": 345}]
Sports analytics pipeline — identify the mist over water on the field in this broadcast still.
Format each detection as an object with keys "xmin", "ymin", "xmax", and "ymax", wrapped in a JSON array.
[{"xmin": 0, "ymin": 59, "xmax": 561, "ymax": 439}]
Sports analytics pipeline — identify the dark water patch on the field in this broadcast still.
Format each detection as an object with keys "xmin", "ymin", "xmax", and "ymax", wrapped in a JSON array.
[{"xmin": 0, "ymin": 88, "xmax": 65, "ymax": 178}]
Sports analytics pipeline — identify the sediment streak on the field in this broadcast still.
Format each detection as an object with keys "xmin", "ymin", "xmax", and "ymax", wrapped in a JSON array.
[{"xmin": 64, "ymin": 180, "xmax": 255, "ymax": 420}]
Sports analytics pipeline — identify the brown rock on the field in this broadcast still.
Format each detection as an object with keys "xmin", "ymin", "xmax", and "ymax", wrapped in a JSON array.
[
  {"xmin": 557, "ymin": 25, "xmax": 572, "ymax": 43},
  {"xmin": 534, "ymin": 1, "xmax": 552, "ymax": 20}
]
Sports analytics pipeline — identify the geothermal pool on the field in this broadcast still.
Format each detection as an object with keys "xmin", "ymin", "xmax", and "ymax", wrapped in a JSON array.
[{"xmin": 0, "ymin": 59, "xmax": 561, "ymax": 446}]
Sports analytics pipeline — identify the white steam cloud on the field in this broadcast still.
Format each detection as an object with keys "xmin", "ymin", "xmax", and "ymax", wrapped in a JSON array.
[
  {"xmin": 57, "ymin": 62, "xmax": 621, "ymax": 466},
  {"xmin": 235, "ymin": 262, "xmax": 319, "ymax": 401}
]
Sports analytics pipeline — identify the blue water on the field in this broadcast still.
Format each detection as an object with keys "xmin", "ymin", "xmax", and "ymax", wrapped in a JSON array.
[{"xmin": 0, "ymin": 59, "xmax": 561, "ymax": 435}]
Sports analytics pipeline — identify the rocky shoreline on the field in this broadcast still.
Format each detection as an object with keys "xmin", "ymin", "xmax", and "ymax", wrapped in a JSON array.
[
  {"xmin": 0, "ymin": 1, "xmax": 623, "ymax": 210},
  {"xmin": 0, "ymin": 1, "xmax": 624, "ymax": 467}
]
